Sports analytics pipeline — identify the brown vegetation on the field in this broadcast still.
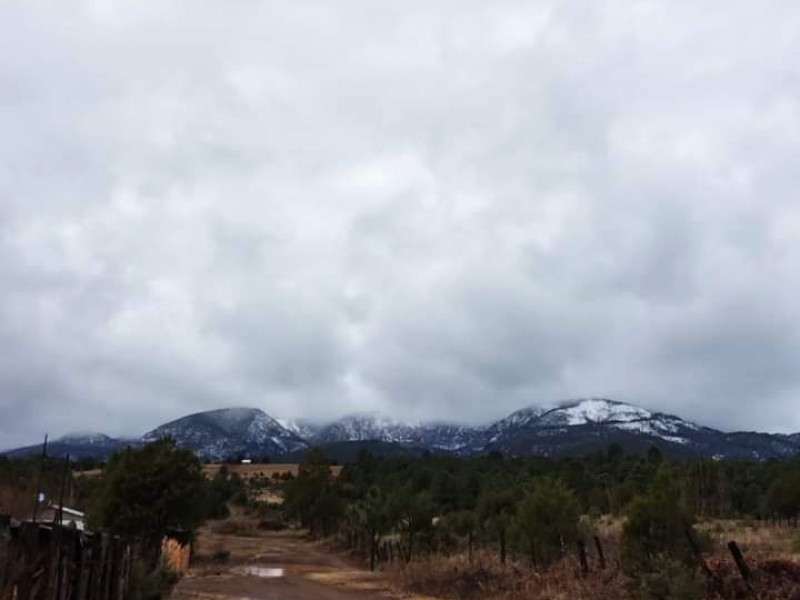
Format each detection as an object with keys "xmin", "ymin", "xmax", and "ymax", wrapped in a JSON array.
[
  {"xmin": 389, "ymin": 551, "xmax": 632, "ymax": 600},
  {"xmin": 202, "ymin": 463, "xmax": 342, "ymax": 480},
  {"xmin": 381, "ymin": 521, "xmax": 800, "ymax": 600}
]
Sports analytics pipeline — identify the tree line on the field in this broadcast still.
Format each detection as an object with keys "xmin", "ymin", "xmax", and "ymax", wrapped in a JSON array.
[{"xmin": 283, "ymin": 445, "xmax": 800, "ymax": 577}]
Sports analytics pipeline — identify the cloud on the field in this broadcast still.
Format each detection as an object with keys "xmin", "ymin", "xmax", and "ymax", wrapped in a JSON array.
[{"xmin": 2, "ymin": 0, "xmax": 800, "ymax": 447}]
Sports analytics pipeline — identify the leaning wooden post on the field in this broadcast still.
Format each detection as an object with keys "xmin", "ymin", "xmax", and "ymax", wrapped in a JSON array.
[
  {"xmin": 593, "ymin": 536, "xmax": 606, "ymax": 570},
  {"xmin": 685, "ymin": 528, "xmax": 714, "ymax": 581},
  {"xmin": 728, "ymin": 541, "xmax": 753, "ymax": 585}
]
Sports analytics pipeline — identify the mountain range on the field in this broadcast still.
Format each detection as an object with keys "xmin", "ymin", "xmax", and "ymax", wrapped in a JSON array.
[{"xmin": 4, "ymin": 398, "xmax": 800, "ymax": 461}]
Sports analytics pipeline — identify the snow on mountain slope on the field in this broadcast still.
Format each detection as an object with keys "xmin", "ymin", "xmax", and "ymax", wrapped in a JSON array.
[
  {"xmin": 276, "ymin": 418, "xmax": 321, "ymax": 441},
  {"xmin": 555, "ymin": 398, "xmax": 651, "ymax": 425},
  {"xmin": 313, "ymin": 413, "xmax": 420, "ymax": 444},
  {"xmin": 312, "ymin": 412, "xmax": 484, "ymax": 452},
  {"xmin": 490, "ymin": 399, "xmax": 700, "ymax": 445},
  {"xmin": 143, "ymin": 407, "xmax": 308, "ymax": 460},
  {"xmin": 56, "ymin": 432, "xmax": 117, "ymax": 445},
  {"xmin": 485, "ymin": 406, "xmax": 546, "ymax": 442},
  {"xmin": 6, "ymin": 399, "xmax": 799, "ymax": 461}
]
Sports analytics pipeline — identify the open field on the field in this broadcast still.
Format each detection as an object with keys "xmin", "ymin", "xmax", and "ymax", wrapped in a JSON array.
[
  {"xmin": 202, "ymin": 463, "xmax": 343, "ymax": 480},
  {"xmin": 75, "ymin": 462, "xmax": 343, "ymax": 480}
]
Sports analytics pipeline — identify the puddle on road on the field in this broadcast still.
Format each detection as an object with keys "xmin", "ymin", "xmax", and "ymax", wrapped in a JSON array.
[{"xmin": 233, "ymin": 566, "xmax": 285, "ymax": 578}]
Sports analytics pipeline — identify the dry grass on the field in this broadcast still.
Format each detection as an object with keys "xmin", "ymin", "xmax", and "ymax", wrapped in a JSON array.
[
  {"xmin": 387, "ymin": 551, "xmax": 632, "ymax": 600},
  {"xmin": 208, "ymin": 517, "xmax": 263, "ymax": 538},
  {"xmin": 73, "ymin": 468, "xmax": 103, "ymax": 478},
  {"xmin": 202, "ymin": 463, "xmax": 342, "ymax": 480},
  {"xmin": 252, "ymin": 490, "xmax": 284, "ymax": 504},
  {"xmin": 74, "ymin": 463, "xmax": 343, "ymax": 481},
  {"xmin": 385, "ymin": 520, "xmax": 800, "ymax": 600},
  {"xmin": 697, "ymin": 518, "xmax": 798, "ymax": 557}
]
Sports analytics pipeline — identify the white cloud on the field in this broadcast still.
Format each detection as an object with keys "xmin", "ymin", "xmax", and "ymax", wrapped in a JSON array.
[{"xmin": 2, "ymin": 0, "xmax": 800, "ymax": 447}]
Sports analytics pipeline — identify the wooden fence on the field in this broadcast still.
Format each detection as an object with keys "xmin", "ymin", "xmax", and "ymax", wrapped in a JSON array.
[{"xmin": 0, "ymin": 515, "xmax": 131, "ymax": 600}]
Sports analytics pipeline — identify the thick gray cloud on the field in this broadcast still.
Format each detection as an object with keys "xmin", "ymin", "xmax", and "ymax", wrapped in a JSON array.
[{"xmin": 2, "ymin": 0, "xmax": 800, "ymax": 447}]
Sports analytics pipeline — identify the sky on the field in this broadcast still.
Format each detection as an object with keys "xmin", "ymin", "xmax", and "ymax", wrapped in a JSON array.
[{"xmin": 2, "ymin": 1, "xmax": 800, "ymax": 448}]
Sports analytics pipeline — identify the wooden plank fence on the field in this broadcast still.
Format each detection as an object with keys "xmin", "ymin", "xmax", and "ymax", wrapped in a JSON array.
[{"xmin": 0, "ymin": 515, "xmax": 131, "ymax": 600}]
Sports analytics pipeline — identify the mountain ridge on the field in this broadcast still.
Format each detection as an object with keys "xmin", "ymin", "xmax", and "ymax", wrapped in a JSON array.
[{"xmin": 4, "ymin": 399, "xmax": 799, "ymax": 461}]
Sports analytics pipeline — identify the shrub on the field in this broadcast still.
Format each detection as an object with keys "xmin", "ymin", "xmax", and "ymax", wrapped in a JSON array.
[
  {"xmin": 638, "ymin": 555, "xmax": 703, "ymax": 600},
  {"xmin": 691, "ymin": 527, "xmax": 715, "ymax": 553},
  {"xmin": 621, "ymin": 493, "xmax": 696, "ymax": 574},
  {"xmin": 91, "ymin": 438, "xmax": 207, "ymax": 556},
  {"xmin": 792, "ymin": 530, "xmax": 800, "ymax": 554},
  {"xmin": 515, "ymin": 478, "xmax": 580, "ymax": 565},
  {"xmin": 128, "ymin": 560, "xmax": 180, "ymax": 600}
]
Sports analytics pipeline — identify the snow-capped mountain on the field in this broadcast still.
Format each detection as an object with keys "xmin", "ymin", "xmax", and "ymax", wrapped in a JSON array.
[
  {"xmin": 56, "ymin": 432, "xmax": 119, "ymax": 445},
  {"xmin": 313, "ymin": 413, "xmax": 423, "ymax": 444},
  {"xmin": 143, "ymin": 407, "xmax": 308, "ymax": 460},
  {"xmin": 277, "ymin": 418, "xmax": 322, "ymax": 441},
  {"xmin": 492, "ymin": 398, "xmax": 698, "ymax": 443},
  {"xmin": 312, "ymin": 413, "xmax": 483, "ymax": 452},
  {"xmin": 483, "ymin": 398, "xmax": 800, "ymax": 459},
  {"xmin": 3, "ymin": 432, "xmax": 133, "ymax": 459},
  {"xmin": 485, "ymin": 406, "xmax": 548, "ymax": 441},
  {"xmin": 4, "ymin": 399, "xmax": 799, "ymax": 461}
]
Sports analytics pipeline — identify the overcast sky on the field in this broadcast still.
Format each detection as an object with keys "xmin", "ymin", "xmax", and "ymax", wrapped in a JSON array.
[{"xmin": 2, "ymin": 1, "xmax": 800, "ymax": 447}]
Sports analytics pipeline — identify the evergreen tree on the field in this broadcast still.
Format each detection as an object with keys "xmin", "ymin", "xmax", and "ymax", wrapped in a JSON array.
[{"xmin": 91, "ymin": 438, "xmax": 207, "ymax": 559}]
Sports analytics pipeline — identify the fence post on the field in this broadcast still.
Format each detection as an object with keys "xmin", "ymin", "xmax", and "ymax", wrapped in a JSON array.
[
  {"xmin": 76, "ymin": 532, "xmax": 93, "ymax": 600},
  {"xmin": 17, "ymin": 522, "xmax": 40, "ymax": 600},
  {"xmin": 60, "ymin": 527, "xmax": 80, "ymax": 600},
  {"xmin": 0, "ymin": 515, "xmax": 10, "ymax": 598},
  {"xmin": 727, "ymin": 541, "xmax": 752, "ymax": 585},
  {"xmin": 593, "ymin": 536, "xmax": 606, "ymax": 570},
  {"xmin": 101, "ymin": 534, "xmax": 113, "ymax": 600},
  {"xmin": 577, "ymin": 539, "xmax": 589, "ymax": 575},
  {"xmin": 685, "ymin": 528, "xmax": 714, "ymax": 580},
  {"xmin": 86, "ymin": 533, "xmax": 103, "ymax": 600}
]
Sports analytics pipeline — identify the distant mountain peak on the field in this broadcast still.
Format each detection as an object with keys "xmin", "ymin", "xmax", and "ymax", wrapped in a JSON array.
[
  {"xmin": 340, "ymin": 411, "xmax": 420, "ymax": 428},
  {"xmin": 550, "ymin": 398, "xmax": 653, "ymax": 425},
  {"xmin": 312, "ymin": 411, "xmax": 482, "ymax": 453},
  {"xmin": 5, "ymin": 397, "xmax": 800, "ymax": 462},
  {"xmin": 276, "ymin": 418, "xmax": 321, "ymax": 440},
  {"xmin": 142, "ymin": 406, "xmax": 307, "ymax": 460},
  {"xmin": 56, "ymin": 432, "xmax": 115, "ymax": 445}
]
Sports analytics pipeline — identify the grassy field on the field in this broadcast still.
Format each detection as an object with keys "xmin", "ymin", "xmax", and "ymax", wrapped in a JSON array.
[
  {"xmin": 385, "ymin": 520, "xmax": 800, "ymax": 600},
  {"xmin": 77, "ymin": 462, "xmax": 343, "ymax": 480},
  {"xmin": 202, "ymin": 463, "xmax": 342, "ymax": 480}
]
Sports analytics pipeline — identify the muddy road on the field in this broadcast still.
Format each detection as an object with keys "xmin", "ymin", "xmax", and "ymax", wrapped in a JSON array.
[{"xmin": 170, "ymin": 525, "xmax": 410, "ymax": 600}]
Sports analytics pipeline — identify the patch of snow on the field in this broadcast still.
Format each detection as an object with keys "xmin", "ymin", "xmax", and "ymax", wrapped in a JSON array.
[
  {"xmin": 57, "ymin": 432, "xmax": 113, "ymax": 445},
  {"xmin": 660, "ymin": 435, "xmax": 688, "ymax": 445},
  {"xmin": 561, "ymin": 399, "xmax": 651, "ymax": 425}
]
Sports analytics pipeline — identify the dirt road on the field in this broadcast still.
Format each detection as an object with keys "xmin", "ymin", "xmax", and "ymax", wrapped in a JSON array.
[{"xmin": 170, "ymin": 525, "xmax": 403, "ymax": 600}]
